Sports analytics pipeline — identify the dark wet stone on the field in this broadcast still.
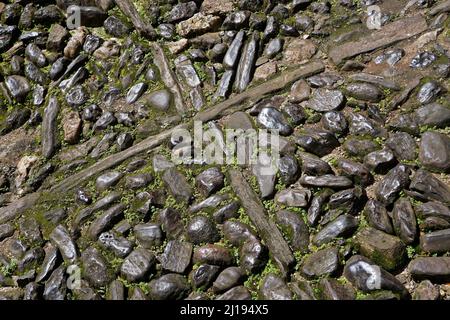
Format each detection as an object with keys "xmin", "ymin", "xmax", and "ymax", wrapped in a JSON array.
[
  {"xmin": 344, "ymin": 255, "xmax": 407, "ymax": 296},
  {"xmin": 126, "ymin": 82, "xmax": 147, "ymax": 104},
  {"xmin": 344, "ymin": 137, "xmax": 379, "ymax": 160},
  {"xmin": 5, "ymin": 75, "xmax": 31, "ymax": 101},
  {"xmin": 364, "ymin": 199, "xmax": 394, "ymax": 234},
  {"xmin": 300, "ymin": 174, "xmax": 353, "ymax": 189},
  {"xmin": 281, "ymin": 102, "xmax": 306, "ymax": 125},
  {"xmin": 388, "ymin": 113, "xmax": 419, "ymax": 135},
  {"xmin": 410, "ymin": 169, "xmax": 450, "ymax": 205},
  {"xmin": 163, "ymin": 167, "xmax": 193, "ymax": 203},
  {"xmin": 417, "ymin": 201, "xmax": 450, "ymax": 222},
  {"xmin": 319, "ymin": 278, "xmax": 356, "ymax": 300},
  {"xmin": 307, "ymin": 73, "xmax": 343, "ymax": 88},
  {"xmin": 0, "ymin": 25, "xmax": 18, "ymax": 53},
  {"xmin": 420, "ymin": 216, "xmax": 450, "ymax": 232},
  {"xmin": 189, "ymin": 194, "xmax": 229, "ymax": 214},
  {"xmin": 336, "ymin": 159, "xmax": 373, "ymax": 186},
  {"xmin": 65, "ymin": 85, "xmax": 88, "ymax": 108},
  {"xmin": 346, "ymin": 83, "xmax": 383, "ymax": 102},
  {"xmin": 259, "ymin": 273, "xmax": 292, "ymax": 300},
  {"xmin": 49, "ymin": 57, "xmax": 69, "ymax": 80},
  {"xmin": 275, "ymin": 188, "xmax": 311, "ymax": 208},
  {"xmin": 125, "ymin": 173, "xmax": 153, "ymax": 190},
  {"xmin": 385, "ymin": 132, "xmax": 417, "ymax": 162},
  {"xmin": 25, "ymin": 62, "xmax": 50, "ymax": 85},
  {"xmin": 410, "ymin": 51, "xmax": 436, "ymax": 69},
  {"xmin": 116, "ymin": 132, "xmax": 133, "ymax": 151},
  {"xmin": 222, "ymin": 30, "xmax": 245, "ymax": 69},
  {"xmin": 240, "ymin": 239, "xmax": 268, "ymax": 273},
  {"xmin": 280, "ymin": 24, "xmax": 299, "ymax": 37},
  {"xmin": 216, "ymin": 285, "xmax": 251, "ymax": 300},
  {"xmin": 364, "ymin": 149, "xmax": 397, "ymax": 174},
  {"xmin": 10, "ymin": 55, "xmax": 23, "ymax": 75},
  {"xmin": 312, "ymin": 215, "xmax": 358, "ymax": 246},
  {"xmin": 88, "ymin": 204, "xmax": 125, "ymax": 240},
  {"xmin": 126, "ymin": 158, "xmax": 147, "ymax": 173},
  {"xmin": 158, "ymin": 23, "xmax": 175, "ymax": 39},
  {"xmin": 36, "ymin": 243, "xmax": 59, "ymax": 283},
  {"xmin": 98, "ymin": 231, "xmax": 133, "ymax": 258},
  {"xmin": 43, "ymin": 266, "xmax": 66, "ymax": 300},
  {"xmin": 148, "ymin": 274, "xmax": 190, "ymax": 300},
  {"xmin": 187, "ymin": 215, "xmax": 220, "ymax": 244},
  {"xmin": 214, "ymin": 69, "xmax": 234, "ymax": 100},
  {"xmin": 121, "ymin": 248, "xmax": 155, "ymax": 282},
  {"xmin": 222, "ymin": 11, "xmax": 250, "ymax": 30},
  {"xmin": 419, "ymin": 131, "xmax": 450, "ymax": 173},
  {"xmin": 375, "ymin": 163, "xmax": 410, "ymax": 204},
  {"xmin": 193, "ymin": 245, "xmax": 233, "ymax": 267},
  {"xmin": 190, "ymin": 264, "xmax": 220, "ymax": 289},
  {"xmin": 295, "ymin": 128, "xmax": 340, "ymax": 157},
  {"xmin": 168, "ymin": 1, "xmax": 198, "ymax": 23},
  {"xmin": 32, "ymin": 85, "xmax": 45, "ymax": 107},
  {"xmin": 81, "ymin": 104, "xmax": 102, "ymax": 122},
  {"xmin": 2, "ymin": 3, "xmax": 22, "ymax": 25},
  {"xmin": 375, "ymin": 48, "xmax": 405, "ymax": 66},
  {"xmin": 93, "ymin": 111, "xmax": 117, "ymax": 131},
  {"xmin": 83, "ymin": 34, "xmax": 103, "ymax": 54},
  {"xmin": 160, "ymin": 240, "xmax": 192, "ymax": 274},
  {"xmin": 298, "ymin": 152, "xmax": 331, "ymax": 176},
  {"xmin": 417, "ymin": 81, "xmax": 443, "ymax": 105},
  {"xmin": 420, "ymin": 228, "xmax": 450, "ymax": 253},
  {"xmin": 355, "ymin": 227, "xmax": 405, "ymax": 271},
  {"xmin": 34, "ymin": 5, "xmax": 63, "ymax": 25},
  {"xmin": 264, "ymin": 38, "xmax": 283, "ymax": 59},
  {"xmin": 213, "ymin": 201, "xmax": 240, "ymax": 223},
  {"xmin": 222, "ymin": 221, "xmax": 256, "ymax": 247},
  {"xmin": 234, "ymin": 31, "xmax": 259, "ymax": 93},
  {"xmin": 25, "ymin": 43, "xmax": 46, "ymax": 68},
  {"xmin": 276, "ymin": 156, "xmax": 299, "ymax": 187},
  {"xmin": 115, "ymin": 112, "xmax": 135, "ymax": 127},
  {"xmin": 308, "ymin": 89, "xmax": 345, "ymax": 112},
  {"xmin": 415, "ymin": 103, "xmax": 450, "ymax": 128},
  {"xmin": 104, "ymin": 16, "xmax": 130, "ymax": 37},
  {"xmin": 212, "ymin": 266, "xmax": 245, "ymax": 293},
  {"xmin": 105, "ymin": 280, "xmax": 124, "ymax": 300},
  {"xmin": 302, "ymin": 247, "xmax": 340, "ymax": 279},
  {"xmin": 349, "ymin": 113, "xmax": 386, "ymax": 137},
  {"xmin": 158, "ymin": 207, "xmax": 184, "ymax": 240},
  {"xmin": 81, "ymin": 247, "xmax": 111, "ymax": 288},
  {"xmin": 208, "ymin": 43, "xmax": 228, "ymax": 62},
  {"xmin": 49, "ymin": 224, "xmax": 77, "ymax": 265},
  {"xmin": 134, "ymin": 223, "xmax": 164, "ymax": 248},
  {"xmin": 392, "ymin": 198, "xmax": 418, "ymax": 245},
  {"xmin": 321, "ymin": 111, "xmax": 348, "ymax": 134},
  {"xmin": 307, "ymin": 189, "xmax": 333, "ymax": 226},
  {"xmin": 195, "ymin": 167, "xmax": 224, "ymax": 197},
  {"xmin": 326, "ymin": 187, "xmax": 365, "ymax": 218},
  {"xmin": 96, "ymin": 171, "xmax": 123, "ymax": 191},
  {"xmin": 409, "ymin": 257, "xmax": 450, "ymax": 283}
]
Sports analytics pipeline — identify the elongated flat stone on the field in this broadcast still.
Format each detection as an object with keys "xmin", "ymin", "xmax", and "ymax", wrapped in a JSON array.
[
  {"xmin": 42, "ymin": 96, "xmax": 60, "ymax": 159},
  {"xmin": 329, "ymin": 15, "xmax": 428, "ymax": 65},
  {"xmin": 229, "ymin": 169, "xmax": 294, "ymax": 277}
]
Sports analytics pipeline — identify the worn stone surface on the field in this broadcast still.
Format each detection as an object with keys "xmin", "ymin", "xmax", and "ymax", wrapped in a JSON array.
[{"xmin": 0, "ymin": 0, "xmax": 450, "ymax": 301}]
